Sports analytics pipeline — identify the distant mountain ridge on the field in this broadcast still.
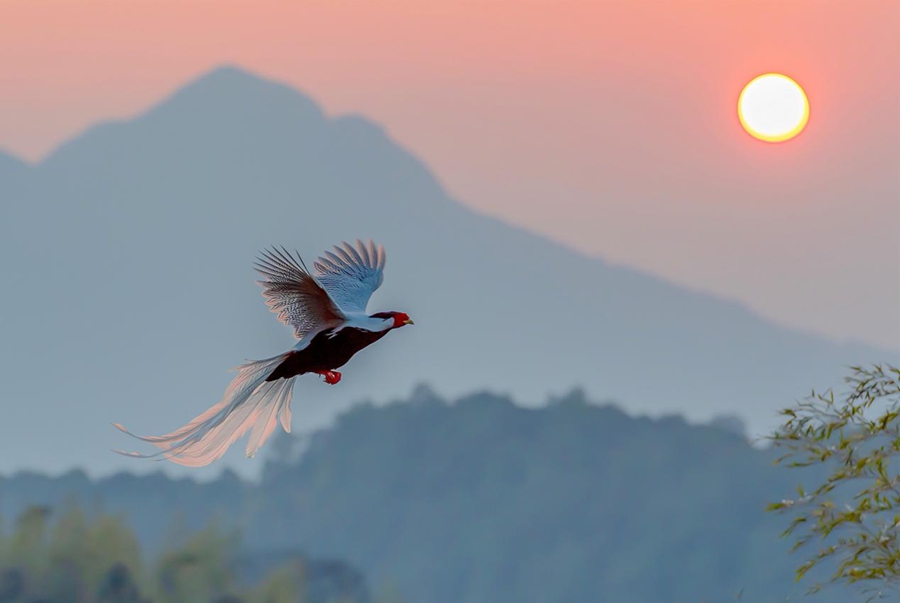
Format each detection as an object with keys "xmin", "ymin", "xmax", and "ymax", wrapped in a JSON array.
[
  {"xmin": 0, "ymin": 149, "xmax": 26, "ymax": 188},
  {"xmin": 0, "ymin": 149, "xmax": 26, "ymax": 169},
  {"xmin": 0, "ymin": 65, "xmax": 892, "ymax": 476},
  {"xmin": 249, "ymin": 387, "xmax": 851, "ymax": 603},
  {"xmin": 0, "ymin": 387, "xmax": 849, "ymax": 603}
]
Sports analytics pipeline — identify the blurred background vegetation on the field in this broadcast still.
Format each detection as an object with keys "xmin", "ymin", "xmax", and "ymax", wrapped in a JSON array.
[{"xmin": 0, "ymin": 503, "xmax": 370, "ymax": 603}]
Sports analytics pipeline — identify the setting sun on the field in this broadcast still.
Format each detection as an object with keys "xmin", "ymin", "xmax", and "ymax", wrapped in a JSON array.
[{"xmin": 738, "ymin": 73, "xmax": 809, "ymax": 143}]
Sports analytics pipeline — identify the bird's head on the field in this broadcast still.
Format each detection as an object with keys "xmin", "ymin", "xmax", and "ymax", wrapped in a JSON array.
[{"xmin": 372, "ymin": 311, "xmax": 415, "ymax": 329}]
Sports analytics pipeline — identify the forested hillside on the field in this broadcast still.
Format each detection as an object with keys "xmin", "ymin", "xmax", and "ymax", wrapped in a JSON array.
[{"xmin": 1, "ymin": 386, "xmax": 854, "ymax": 602}]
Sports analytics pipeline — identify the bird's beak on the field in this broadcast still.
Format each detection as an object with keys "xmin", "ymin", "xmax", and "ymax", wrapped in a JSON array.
[{"xmin": 404, "ymin": 319, "xmax": 415, "ymax": 325}]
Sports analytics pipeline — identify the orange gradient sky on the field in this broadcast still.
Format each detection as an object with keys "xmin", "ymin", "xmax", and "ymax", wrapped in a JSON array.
[{"xmin": 1, "ymin": 0, "xmax": 898, "ymax": 348}]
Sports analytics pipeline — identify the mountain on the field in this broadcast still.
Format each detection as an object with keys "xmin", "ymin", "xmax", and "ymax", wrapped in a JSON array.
[
  {"xmin": 0, "ymin": 65, "xmax": 893, "ymax": 476},
  {"xmin": 0, "ymin": 149, "xmax": 26, "ymax": 177},
  {"xmin": 0, "ymin": 388, "xmax": 850, "ymax": 603},
  {"xmin": 0, "ymin": 149, "xmax": 27, "ymax": 223},
  {"xmin": 249, "ymin": 388, "xmax": 853, "ymax": 603}
]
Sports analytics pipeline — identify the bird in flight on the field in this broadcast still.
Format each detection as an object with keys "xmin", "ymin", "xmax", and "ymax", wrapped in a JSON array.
[{"xmin": 115, "ymin": 239, "xmax": 413, "ymax": 467}]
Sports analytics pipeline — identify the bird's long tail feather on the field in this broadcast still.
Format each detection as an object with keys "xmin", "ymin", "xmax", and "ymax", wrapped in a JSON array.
[{"xmin": 113, "ymin": 352, "xmax": 295, "ymax": 467}]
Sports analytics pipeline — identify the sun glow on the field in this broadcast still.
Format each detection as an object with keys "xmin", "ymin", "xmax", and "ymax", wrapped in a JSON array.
[{"xmin": 738, "ymin": 73, "xmax": 809, "ymax": 143}]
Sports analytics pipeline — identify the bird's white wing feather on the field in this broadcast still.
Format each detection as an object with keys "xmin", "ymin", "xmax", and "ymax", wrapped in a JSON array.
[
  {"xmin": 255, "ymin": 247, "xmax": 345, "ymax": 339},
  {"xmin": 314, "ymin": 240, "xmax": 386, "ymax": 313}
]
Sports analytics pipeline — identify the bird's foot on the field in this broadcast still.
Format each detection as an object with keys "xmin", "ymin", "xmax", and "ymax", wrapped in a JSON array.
[{"xmin": 316, "ymin": 370, "xmax": 342, "ymax": 385}]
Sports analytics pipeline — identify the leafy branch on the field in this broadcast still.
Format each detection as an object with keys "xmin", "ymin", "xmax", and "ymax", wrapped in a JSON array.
[{"xmin": 769, "ymin": 364, "xmax": 900, "ymax": 598}]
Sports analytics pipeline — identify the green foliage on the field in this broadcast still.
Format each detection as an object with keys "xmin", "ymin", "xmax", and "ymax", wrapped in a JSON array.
[
  {"xmin": 0, "ymin": 504, "xmax": 362, "ymax": 603},
  {"xmin": 85, "ymin": 514, "xmax": 144, "ymax": 591},
  {"xmin": 247, "ymin": 564, "xmax": 302, "ymax": 603},
  {"xmin": 770, "ymin": 364, "xmax": 900, "ymax": 597},
  {"xmin": 4, "ymin": 506, "xmax": 51, "ymax": 578},
  {"xmin": 154, "ymin": 519, "xmax": 238, "ymax": 603}
]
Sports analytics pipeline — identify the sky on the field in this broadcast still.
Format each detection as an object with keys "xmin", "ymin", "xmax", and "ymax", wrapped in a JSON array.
[{"xmin": 1, "ymin": 0, "xmax": 898, "ymax": 349}]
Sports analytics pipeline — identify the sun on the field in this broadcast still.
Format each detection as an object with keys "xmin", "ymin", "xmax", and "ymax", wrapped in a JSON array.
[{"xmin": 738, "ymin": 73, "xmax": 809, "ymax": 143}]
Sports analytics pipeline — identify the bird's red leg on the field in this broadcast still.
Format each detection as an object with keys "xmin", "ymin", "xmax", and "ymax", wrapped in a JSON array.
[{"xmin": 315, "ymin": 370, "xmax": 342, "ymax": 385}]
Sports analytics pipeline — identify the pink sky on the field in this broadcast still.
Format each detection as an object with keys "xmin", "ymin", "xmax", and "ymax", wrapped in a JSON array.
[{"xmin": 1, "ymin": 0, "xmax": 898, "ymax": 348}]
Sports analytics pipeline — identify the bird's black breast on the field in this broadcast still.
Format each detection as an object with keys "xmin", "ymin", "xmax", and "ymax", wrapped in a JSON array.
[{"xmin": 266, "ymin": 327, "xmax": 390, "ymax": 381}]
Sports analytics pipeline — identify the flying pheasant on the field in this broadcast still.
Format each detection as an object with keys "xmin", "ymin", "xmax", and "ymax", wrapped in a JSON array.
[{"xmin": 115, "ymin": 240, "xmax": 413, "ymax": 467}]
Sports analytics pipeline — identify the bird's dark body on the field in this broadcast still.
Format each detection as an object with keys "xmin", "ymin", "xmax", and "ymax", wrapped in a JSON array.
[{"xmin": 266, "ymin": 326, "xmax": 390, "ymax": 381}]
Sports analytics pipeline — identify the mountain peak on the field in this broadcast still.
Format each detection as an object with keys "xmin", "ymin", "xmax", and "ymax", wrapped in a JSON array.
[
  {"xmin": 146, "ymin": 64, "xmax": 326, "ymax": 124},
  {"xmin": 0, "ymin": 149, "xmax": 27, "ymax": 172},
  {"xmin": 198, "ymin": 64, "xmax": 259, "ymax": 82},
  {"xmin": 176, "ymin": 64, "xmax": 288, "ymax": 96},
  {"xmin": 40, "ymin": 65, "xmax": 332, "ymax": 169}
]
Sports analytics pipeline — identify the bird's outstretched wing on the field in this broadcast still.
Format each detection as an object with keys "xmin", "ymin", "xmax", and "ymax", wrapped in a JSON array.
[
  {"xmin": 313, "ymin": 239, "xmax": 386, "ymax": 313},
  {"xmin": 255, "ymin": 247, "xmax": 345, "ymax": 339}
]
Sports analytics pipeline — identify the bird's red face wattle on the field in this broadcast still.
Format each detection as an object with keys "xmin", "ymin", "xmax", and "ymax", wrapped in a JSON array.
[{"xmin": 392, "ymin": 312, "xmax": 414, "ymax": 328}]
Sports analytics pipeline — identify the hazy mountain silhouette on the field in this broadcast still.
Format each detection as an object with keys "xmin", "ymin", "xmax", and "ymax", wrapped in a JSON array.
[
  {"xmin": 248, "ymin": 388, "xmax": 849, "ymax": 603},
  {"xmin": 0, "ymin": 149, "xmax": 25, "ymax": 174},
  {"xmin": 0, "ymin": 65, "xmax": 892, "ymax": 475},
  {"xmin": 0, "ymin": 150, "xmax": 26, "ymax": 206},
  {"xmin": 0, "ymin": 388, "xmax": 849, "ymax": 603}
]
